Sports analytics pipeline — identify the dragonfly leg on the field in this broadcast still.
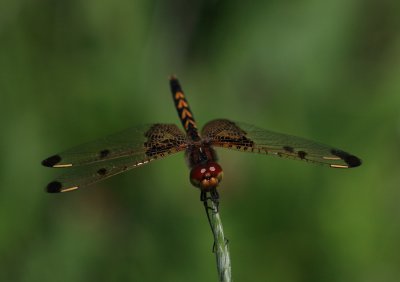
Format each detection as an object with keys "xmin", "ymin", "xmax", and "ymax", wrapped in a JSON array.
[
  {"xmin": 200, "ymin": 190, "xmax": 218, "ymax": 209},
  {"xmin": 203, "ymin": 196, "xmax": 215, "ymax": 236},
  {"xmin": 210, "ymin": 187, "xmax": 220, "ymax": 212},
  {"xmin": 200, "ymin": 191, "xmax": 207, "ymax": 202},
  {"xmin": 225, "ymin": 237, "xmax": 229, "ymax": 246},
  {"xmin": 210, "ymin": 187, "xmax": 219, "ymax": 200}
]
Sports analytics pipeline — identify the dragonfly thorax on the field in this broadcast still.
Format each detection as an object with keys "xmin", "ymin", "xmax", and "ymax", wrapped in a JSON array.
[
  {"xmin": 190, "ymin": 162, "xmax": 223, "ymax": 191},
  {"xmin": 185, "ymin": 142, "xmax": 218, "ymax": 168}
]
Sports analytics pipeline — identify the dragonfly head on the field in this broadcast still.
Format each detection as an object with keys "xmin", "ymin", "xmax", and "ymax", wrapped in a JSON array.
[{"xmin": 190, "ymin": 162, "xmax": 223, "ymax": 191}]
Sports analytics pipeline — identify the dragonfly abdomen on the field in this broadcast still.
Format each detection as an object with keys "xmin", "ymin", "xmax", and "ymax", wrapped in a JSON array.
[{"xmin": 170, "ymin": 76, "xmax": 200, "ymax": 141}]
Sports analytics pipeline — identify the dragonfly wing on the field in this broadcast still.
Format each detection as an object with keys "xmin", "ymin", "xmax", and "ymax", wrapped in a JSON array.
[
  {"xmin": 42, "ymin": 124, "xmax": 188, "ymax": 167},
  {"xmin": 46, "ymin": 140, "xmax": 188, "ymax": 193},
  {"xmin": 201, "ymin": 119, "xmax": 361, "ymax": 168},
  {"xmin": 43, "ymin": 123, "xmax": 188, "ymax": 193}
]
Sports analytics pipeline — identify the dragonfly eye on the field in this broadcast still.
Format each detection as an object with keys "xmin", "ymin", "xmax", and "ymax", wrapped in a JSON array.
[{"xmin": 190, "ymin": 162, "xmax": 223, "ymax": 190}]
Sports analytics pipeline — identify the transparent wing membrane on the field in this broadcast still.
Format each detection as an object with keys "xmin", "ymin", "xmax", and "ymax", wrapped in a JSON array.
[
  {"xmin": 46, "ymin": 148, "xmax": 185, "ymax": 193},
  {"xmin": 42, "ymin": 124, "xmax": 188, "ymax": 192},
  {"xmin": 42, "ymin": 124, "xmax": 187, "ymax": 167},
  {"xmin": 202, "ymin": 119, "xmax": 361, "ymax": 168}
]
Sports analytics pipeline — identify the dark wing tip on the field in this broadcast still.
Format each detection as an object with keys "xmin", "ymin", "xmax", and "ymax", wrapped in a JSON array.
[
  {"xmin": 331, "ymin": 149, "xmax": 362, "ymax": 168},
  {"xmin": 345, "ymin": 155, "xmax": 362, "ymax": 168},
  {"xmin": 42, "ymin": 155, "xmax": 62, "ymax": 167},
  {"xmin": 46, "ymin": 181, "xmax": 63, "ymax": 193}
]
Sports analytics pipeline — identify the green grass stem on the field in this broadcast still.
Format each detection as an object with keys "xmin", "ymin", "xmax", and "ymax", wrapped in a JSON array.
[{"xmin": 204, "ymin": 199, "xmax": 232, "ymax": 282}]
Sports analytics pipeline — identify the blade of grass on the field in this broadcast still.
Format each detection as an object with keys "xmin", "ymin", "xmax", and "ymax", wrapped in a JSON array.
[{"xmin": 204, "ymin": 199, "xmax": 232, "ymax": 282}]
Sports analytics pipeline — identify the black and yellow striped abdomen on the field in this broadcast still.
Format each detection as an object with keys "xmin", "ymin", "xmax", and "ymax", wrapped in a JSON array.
[{"xmin": 169, "ymin": 76, "xmax": 200, "ymax": 141}]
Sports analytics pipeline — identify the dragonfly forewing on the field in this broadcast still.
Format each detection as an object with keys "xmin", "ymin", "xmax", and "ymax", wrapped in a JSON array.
[
  {"xmin": 43, "ymin": 124, "xmax": 189, "ymax": 192},
  {"xmin": 42, "ymin": 124, "xmax": 188, "ymax": 167}
]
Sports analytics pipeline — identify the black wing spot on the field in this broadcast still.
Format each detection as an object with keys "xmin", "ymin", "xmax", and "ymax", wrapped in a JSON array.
[
  {"xmin": 283, "ymin": 146, "xmax": 294, "ymax": 153},
  {"xmin": 345, "ymin": 155, "xmax": 362, "ymax": 167},
  {"xmin": 331, "ymin": 149, "xmax": 362, "ymax": 167},
  {"xmin": 97, "ymin": 168, "xmax": 108, "ymax": 175},
  {"xmin": 145, "ymin": 147, "xmax": 157, "ymax": 157},
  {"xmin": 42, "ymin": 155, "xmax": 62, "ymax": 167},
  {"xmin": 99, "ymin": 149, "xmax": 110, "ymax": 158},
  {"xmin": 46, "ymin": 181, "xmax": 62, "ymax": 193},
  {"xmin": 298, "ymin": 151, "xmax": 307, "ymax": 159}
]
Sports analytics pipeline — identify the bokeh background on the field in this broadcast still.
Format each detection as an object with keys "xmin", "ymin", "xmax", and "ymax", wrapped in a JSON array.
[{"xmin": 1, "ymin": 0, "xmax": 400, "ymax": 281}]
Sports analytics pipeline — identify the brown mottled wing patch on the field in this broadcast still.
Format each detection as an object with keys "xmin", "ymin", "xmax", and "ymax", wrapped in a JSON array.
[
  {"xmin": 143, "ymin": 124, "xmax": 189, "ymax": 158},
  {"xmin": 202, "ymin": 119, "xmax": 361, "ymax": 168},
  {"xmin": 43, "ymin": 124, "xmax": 188, "ymax": 192},
  {"xmin": 42, "ymin": 124, "xmax": 187, "ymax": 167}
]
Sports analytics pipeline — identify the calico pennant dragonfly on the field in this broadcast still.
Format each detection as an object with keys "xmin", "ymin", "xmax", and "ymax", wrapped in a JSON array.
[{"xmin": 42, "ymin": 76, "xmax": 361, "ymax": 201}]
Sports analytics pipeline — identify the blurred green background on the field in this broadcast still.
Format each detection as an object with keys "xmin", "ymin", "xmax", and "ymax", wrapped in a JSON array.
[{"xmin": 1, "ymin": 0, "xmax": 400, "ymax": 281}]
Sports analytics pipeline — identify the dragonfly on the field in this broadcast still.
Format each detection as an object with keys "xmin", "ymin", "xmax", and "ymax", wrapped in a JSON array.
[{"xmin": 42, "ymin": 76, "xmax": 361, "ymax": 202}]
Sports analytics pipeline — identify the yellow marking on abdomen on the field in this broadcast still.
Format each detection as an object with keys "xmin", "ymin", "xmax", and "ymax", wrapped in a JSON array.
[
  {"xmin": 175, "ymin": 92, "xmax": 185, "ymax": 99},
  {"xmin": 177, "ymin": 99, "xmax": 188, "ymax": 109},
  {"xmin": 185, "ymin": 119, "xmax": 197, "ymax": 129},
  {"xmin": 181, "ymin": 108, "xmax": 193, "ymax": 119},
  {"xmin": 323, "ymin": 156, "xmax": 341, "ymax": 160}
]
